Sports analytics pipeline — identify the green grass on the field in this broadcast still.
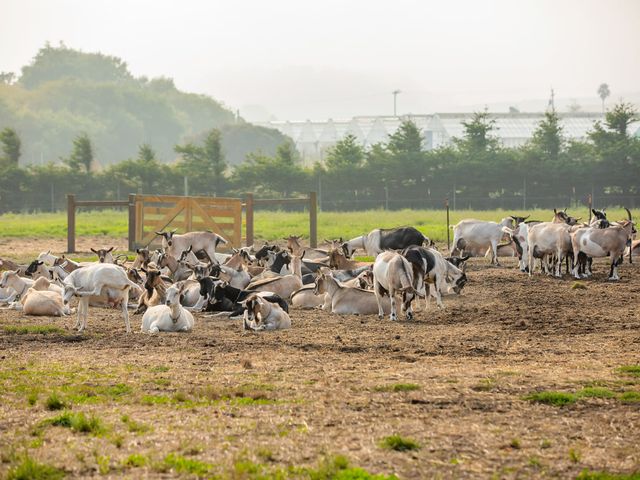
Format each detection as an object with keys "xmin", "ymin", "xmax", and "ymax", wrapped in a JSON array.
[
  {"xmin": 374, "ymin": 383, "xmax": 421, "ymax": 393},
  {"xmin": 2, "ymin": 207, "xmax": 636, "ymax": 245},
  {"xmin": 122, "ymin": 454, "xmax": 148, "ymax": 468},
  {"xmin": 161, "ymin": 453, "xmax": 214, "ymax": 477},
  {"xmin": 379, "ymin": 434, "xmax": 421, "ymax": 452},
  {"xmin": 45, "ymin": 411, "xmax": 106, "ymax": 436},
  {"xmin": 576, "ymin": 387, "xmax": 617, "ymax": 399},
  {"xmin": 617, "ymin": 365, "xmax": 640, "ymax": 377},
  {"xmin": 619, "ymin": 391, "xmax": 640, "ymax": 403},
  {"xmin": 44, "ymin": 392, "xmax": 67, "ymax": 411},
  {"xmin": 577, "ymin": 470, "xmax": 640, "ymax": 480},
  {"xmin": 121, "ymin": 415, "xmax": 152, "ymax": 434},
  {"xmin": 3, "ymin": 326, "xmax": 65, "ymax": 335},
  {"xmin": 524, "ymin": 391, "xmax": 578, "ymax": 406},
  {"xmin": 7, "ymin": 454, "xmax": 65, "ymax": 480}
]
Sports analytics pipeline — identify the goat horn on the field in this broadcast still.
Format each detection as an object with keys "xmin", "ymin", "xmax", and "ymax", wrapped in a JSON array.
[{"xmin": 625, "ymin": 207, "xmax": 632, "ymax": 221}]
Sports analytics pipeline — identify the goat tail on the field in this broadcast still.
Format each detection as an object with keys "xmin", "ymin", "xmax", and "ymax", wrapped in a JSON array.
[{"xmin": 399, "ymin": 260, "xmax": 416, "ymax": 294}]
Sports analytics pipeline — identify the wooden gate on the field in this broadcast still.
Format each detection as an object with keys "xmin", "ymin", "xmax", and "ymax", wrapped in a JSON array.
[{"xmin": 133, "ymin": 195, "xmax": 242, "ymax": 248}]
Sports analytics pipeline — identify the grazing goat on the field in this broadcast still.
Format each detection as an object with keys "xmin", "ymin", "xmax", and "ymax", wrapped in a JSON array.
[
  {"xmin": 373, "ymin": 251, "xmax": 421, "ymax": 321},
  {"xmin": 62, "ymin": 263, "xmax": 140, "ymax": 333},
  {"xmin": 155, "ymin": 229, "xmax": 227, "ymax": 265},
  {"xmin": 141, "ymin": 283, "xmax": 195, "ymax": 333},
  {"xmin": 527, "ymin": 222, "xmax": 572, "ymax": 277},
  {"xmin": 243, "ymin": 293, "xmax": 291, "ymax": 331},
  {"xmin": 341, "ymin": 226, "xmax": 429, "ymax": 258}
]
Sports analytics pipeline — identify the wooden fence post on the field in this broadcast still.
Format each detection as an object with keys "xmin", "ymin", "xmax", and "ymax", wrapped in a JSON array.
[
  {"xmin": 245, "ymin": 193, "xmax": 254, "ymax": 247},
  {"xmin": 67, "ymin": 194, "xmax": 76, "ymax": 253},
  {"xmin": 128, "ymin": 194, "xmax": 136, "ymax": 252},
  {"xmin": 309, "ymin": 191, "xmax": 318, "ymax": 248},
  {"xmin": 445, "ymin": 197, "xmax": 450, "ymax": 253}
]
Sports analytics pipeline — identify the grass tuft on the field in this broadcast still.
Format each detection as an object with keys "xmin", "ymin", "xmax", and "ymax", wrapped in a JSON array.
[
  {"xmin": 577, "ymin": 387, "xmax": 616, "ymax": 399},
  {"xmin": 122, "ymin": 454, "xmax": 148, "ymax": 468},
  {"xmin": 576, "ymin": 470, "xmax": 640, "ymax": 480},
  {"xmin": 619, "ymin": 391, "xmax": 640, "ymax": 404},
  {"xmin": 7, "ymin": 454, "xmax": 65, "ymax": 480},
  {"xmin": 46, "ymin": 411, "xmax": 106, "ymax": 436},
  {"xmin": 524, "ymin": 391, "xmax": 577, "ymax": 406},
  {"xmin": 617, "ymin": 365, "xmax": 640, "ymax": 377},
  {"xmin": 374, "ymin": 383, "xmax": 420, "ymax": 393},
  {"xmin": 45, "ymin": 392, "xmax": 66, "ymax": 411},
  {"xmin": 510, "ymin": 438, "xmax": 521, "ymax": 449},
  {"xmin": 379, "ymin": 434, "xmax": 421, "ymax": 452},
  {"xmin": 3, "ymin": 326, "xmax": 64, "ymax": 335},
  {"xmin": 162, "ymin": 453, "xmax": 213, "ymax": 476}
]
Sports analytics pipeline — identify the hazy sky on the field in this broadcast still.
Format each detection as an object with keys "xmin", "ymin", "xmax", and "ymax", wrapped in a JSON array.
[{"xmin": 2, "ymin": 0, "xmax": 639, "ymax": 120}]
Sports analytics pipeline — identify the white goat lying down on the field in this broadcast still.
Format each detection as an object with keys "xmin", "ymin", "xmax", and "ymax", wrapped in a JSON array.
[
  {"xmin": 63, "ymin": 263, "xmax": 141, "ymax": 333},
  {"xmin": 20, "ymin": 288, "xmax": 69, "ymax": 316},
  {"xmin": 141, "ymin": 284, "xmax": 195, "ymax": 333},
  {"xmin": 242, "ymin": 293, "xmax": 291, "ymax": 331},
  {"xmin": 0, "ymin": 270, "xmax": 62, "ymax": 305}
]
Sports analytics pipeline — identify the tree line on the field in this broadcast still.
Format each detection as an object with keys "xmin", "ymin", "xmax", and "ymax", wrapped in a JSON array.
[{"xmin": 0, "ymin": 102, "xmax": 638, "ymax": 213}]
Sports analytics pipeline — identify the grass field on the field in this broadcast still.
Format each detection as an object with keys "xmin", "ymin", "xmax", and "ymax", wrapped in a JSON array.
[{"xmin": 0, "ymin": 207, "xmax": 637, "ymax": 246}]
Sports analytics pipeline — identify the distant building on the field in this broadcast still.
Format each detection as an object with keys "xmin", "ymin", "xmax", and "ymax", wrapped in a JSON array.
[{"xmin": 258, "ymin": 112, "xmax": 605, "ymax": 166}]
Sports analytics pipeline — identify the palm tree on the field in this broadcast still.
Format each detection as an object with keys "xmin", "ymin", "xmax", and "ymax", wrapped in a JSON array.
[{"xmin": 597, "ymin": 83, "xmax": 610, "ymax": 114}]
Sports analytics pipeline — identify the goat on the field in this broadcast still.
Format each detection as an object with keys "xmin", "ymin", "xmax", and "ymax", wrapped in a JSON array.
[
  {"xmin": 373, "ymin": 251, "xmax": 421, "ymax": 321},
  {"xmin": 500, "ymin": 222, "xmax": 530, "ymax": 272},
  {"xmin": 25, "ymin": 260, "xmax": 52, "ymax": 280},
  {"xmin": 290, "ymin": 285, "xmax": 327, "ymax": 309},
  {"xmin": 242, "ymin": 293, "xmax": 291, "ymax": 331},
  {"xmin": 141, "ymin": 283, "xmax": 195, "ymax": 333},
  {"xmin": 132, "ymin": 248, "xmax": 152, "ymax": 269},
  {"xmin": 341, "ymin": 226, "xmax": 429, "ymax": 258},
  {"xmin": 451, "ymin": 217, "xmax": 514, "ymax": 265},
  {"xmin": 157, "ymin": 250, "xmax": 193, "ymax": 282},
  {"xmin": 155, "ymin": 229, "xmax": 227, "ymax": 265},
  {"xmin": 245, "ymin": 254, "xmax": 303, "ymax": 301},
  {"xmin": 134, "ymin": 268, "xmax": 171, "ymax": 315},
  {"xmin": 20, "ymin": 288, "xmax": 69, "ymax": 316},
  {"xmin": 210, "ymin": 264, "xmax": 251, "ymax": 290},
  {"xmin": 527, "ymin": 222, "xmax": 572, "ymax": 277},
  {"xmin": 62, "ymin": 263, "xmax": 141, "ymax": 333},
  {"xmin": 314, "ymin": 271, "xmax": 390, "ymax": 315},
  {"xmin": 197, "ymin": 276, "xmax": 288, "ymax": 316},
  {"xmin": 285, "ymin": 235, "xmax": 330, "ymax": 261},
  {"xmin": 571, "ymin": 220, "xmax": 635, "ymax": 280},
  {"xmin": 0, "ymin": 270, "xmax": 61, "ymax": 301}
]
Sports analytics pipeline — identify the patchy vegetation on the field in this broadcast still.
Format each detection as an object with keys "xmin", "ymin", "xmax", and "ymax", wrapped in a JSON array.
[
  {"xmin": 379, "ymin": 435, "xmax": 421, "ymax": 452},
  {"xmin": 3, "ymin": 326, "xmax": 64, "ymax": 335},
  {"xmin": 6, "ymin": 455, "xmax": 65, "ymax": 480}
]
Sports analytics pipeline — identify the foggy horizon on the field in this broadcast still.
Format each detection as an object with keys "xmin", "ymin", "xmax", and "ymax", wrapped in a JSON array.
[{"xmin": 2, "ymin": 0, "xmax": 640, "ymax": 121}]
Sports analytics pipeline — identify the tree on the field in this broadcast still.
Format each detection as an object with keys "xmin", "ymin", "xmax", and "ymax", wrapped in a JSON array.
[
  {"xmin": 0, "ymin": 72, "xmax": 15, "ymax": 84},
  {"xmin": 604, "ymin": 102, "xmax": 637, "ymax": 137},
  {"xmin": 597, "ymin": 83, "xmax": 610, "ymax": 113},
  {"xmin": 175, "ymin": 129, "xmax": 228, "ymax": 195},
  {"xmin": 453, "ymin": 110, "xmax": 499, "ymax": 154},
  {"xmin": 325, "ymin": 134, "xmax": 364, "ymax": 171},
  {"xmin": 63, "ymin": 133, "xmax": 94, "ymax": 173},
  {"xmin": 530, "ymin": 109, "xmax": 564, "ymax": 162},
  {"xmin": 0, "ymin": 127, "xmax": 21, "ymax": 166},
  {"xmin": 137, "ymin": 143, "xmax": 156, "ymax": 163}
]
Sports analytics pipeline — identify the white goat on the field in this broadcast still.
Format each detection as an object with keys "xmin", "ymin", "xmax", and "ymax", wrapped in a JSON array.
[
  {"xmin": 155, "ymin": 230, "xmax": 228, "ymax": 265},
  {"xmin": 242, "ymin": 293, "xmax": 291, "ymax": 331},
  {"xmin": 141, "ymin": 284, "xmax": 194, "ymax": 333},
  {"xmin": 21, "ymin": 288, "xmax": 68, "ymax": 316},
  {"xmin": 62, "ymin": 263, "xmax": 141, "ymax": 333},
  {"xmin": 451, "ymin": 218, "xmax": 514, "ymax": 265}
]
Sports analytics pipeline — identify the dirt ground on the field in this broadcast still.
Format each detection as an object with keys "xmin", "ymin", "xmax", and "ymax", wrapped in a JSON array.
[{"xmin": 0, "ymin": 241, "xmax": 639, "ymax": 479}]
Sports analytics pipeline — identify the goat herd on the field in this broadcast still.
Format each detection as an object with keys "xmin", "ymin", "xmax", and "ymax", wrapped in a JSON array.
[{"xmin": 0, "ymin": 208, "xmax": 637, "ymax": 334}]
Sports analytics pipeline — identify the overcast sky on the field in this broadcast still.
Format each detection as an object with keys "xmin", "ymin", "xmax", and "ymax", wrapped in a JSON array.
[{"xmin": 2, "ymin": 0, "xmax": 639, "ymax": 120}]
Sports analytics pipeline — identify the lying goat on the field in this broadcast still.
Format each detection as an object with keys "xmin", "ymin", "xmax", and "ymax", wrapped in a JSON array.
[
  {"xmin": 141, "ymin": 283, "xmax": 195, "ymax": 333},
  {"xmin": 242, "ymin": 293, "xmax": 291, "ymax": 331}
]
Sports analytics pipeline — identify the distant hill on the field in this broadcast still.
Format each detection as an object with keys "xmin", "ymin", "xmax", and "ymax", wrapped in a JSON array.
[{"xmin": 0, "ymin": 44, "xmax": 289, "ymax": 166}]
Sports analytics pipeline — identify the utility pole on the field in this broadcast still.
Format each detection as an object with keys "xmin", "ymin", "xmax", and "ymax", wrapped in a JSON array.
[{"xmin": 392, "ymin": 90, "xmax": 401, "ymax": 116}]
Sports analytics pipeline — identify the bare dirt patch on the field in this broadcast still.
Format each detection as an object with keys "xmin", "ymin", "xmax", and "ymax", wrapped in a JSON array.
[{"xmin": 0, "ymin": 257, "xmax": 639, "ymax": 478}]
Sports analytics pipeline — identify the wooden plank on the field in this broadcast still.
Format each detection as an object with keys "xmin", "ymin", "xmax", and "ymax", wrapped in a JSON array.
[
  {"xmin": 135, "ymin": 199, "xmax": 144, "ymax": 243},
  {"xmin": 190, "ymin": 222, "xmax": 236, "ymax": 230},
  {"xmin": 200, "ymin": 208, "xmax": 237, "ymax": 218},
  {"xmin": 245, "ymin": 193, "xmax": 254, "ymax": 247},
  {"xmin": 309, "ymin": 191, "xmax": 317, "ymax": 248},
  {"xmin": 143, "ymin": 206, "xmax": 175, "ymax": 216},
  {"xmin": 67, "ymin": 194, "xmax": 76, "ymax": 253},
  {"xmin": 128, "ymin": 194, "xmax": 136, "ymax": 252},
  {"xmin": 191, "ymin": 200, "xmax": 227, "ymax": 237},
  {"xmin": 252, "ymin": 198, "xmax": 307, "ymax": 207},
  {"xmin": 233, "ymin": 200, "xmax": 242, "ymax": 247},
  {"xmin": 139, "ymin": 199, "xmax": 186, "ymax": 245},
  {"xmin": 75, "ymin": 200, "xmax": 128, "ymax": 207}
]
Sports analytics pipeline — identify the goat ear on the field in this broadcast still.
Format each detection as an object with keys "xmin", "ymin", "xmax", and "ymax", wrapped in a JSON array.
[
  {"xmin": 107, "ymin": 247, "xmax": 114, "ymax": 253},
  {"xmin": 154, "ymin": 231, "xmax": 164, "ymax": 237},
  {"xmin": 136, "ymin": 248, "xmax": 141, "ymax": 254},
  {"xmin": 90, "ymin": 248, "xmax": 98, "ymax": 254},
  {"xmin": 563, "ymin": 207, "xmax": 567, "ymax": 213}
]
